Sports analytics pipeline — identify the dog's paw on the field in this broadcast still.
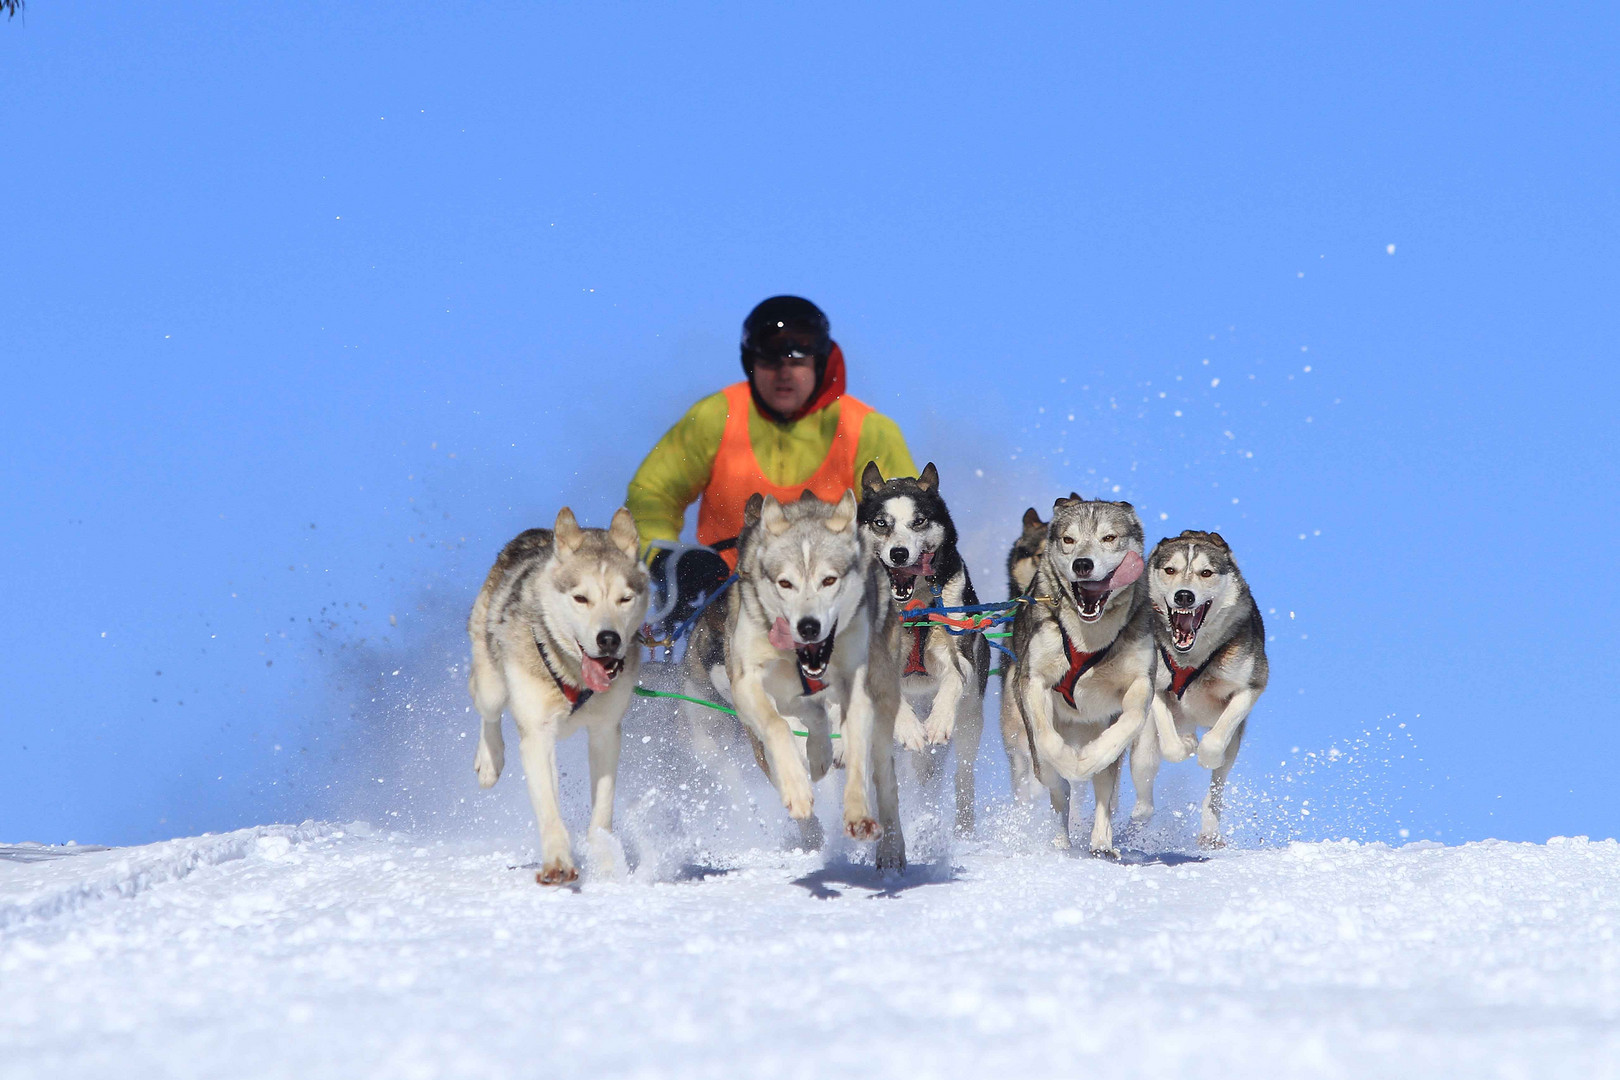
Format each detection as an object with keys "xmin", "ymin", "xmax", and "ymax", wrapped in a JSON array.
[
  {"xmin": 473, "ymin": 738, "xmax": 504, "ymax": 788},
  {"xmin": 922, "ymin": 716, "xmax": 955, "ymax": 746},
  {"xmin": 845, "ymin": 815, "xmax": 882, "ymax": 841},
  {"xmin": 893, "ymin": 706, "xmax": 927, "ymax": 751},
  {"xmin": 779, "ymin": 771, "xmax": 815, "ymax": 820},
  {"xmin": 1196, "ymin": 736, "xmax": 1228, "ymax": 770},
  {"xmin": 1130, "ymin": 802, "xmax": 1155, "ymax": 825},
  {"xmin": 1090, "ymin": 845, "xmax": 1121, "ymax": 860},
  {"xmin": 876, "ymin": 834, "xmax": 906, "ymax": 872},
  {"xmin": 536, "ymin": 859, "xmax": 578, "ymax": 886},
  {"xmin": 1197, "ymin": 831, "xmax": 1227, "ymax": 850}
]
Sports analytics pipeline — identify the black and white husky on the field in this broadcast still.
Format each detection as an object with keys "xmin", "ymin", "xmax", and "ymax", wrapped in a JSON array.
[
  {"xmin": 1136, "ymin": 530, "xmax": 1269, "ymax": 847},
  {"xmin": 859, "ymin": 462, "xmax": 991, "ymax": 834}
]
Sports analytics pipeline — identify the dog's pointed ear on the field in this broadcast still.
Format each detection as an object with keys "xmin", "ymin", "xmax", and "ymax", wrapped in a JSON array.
[
  {"xmin": 798, "ymin": 488, "xmax": 818, "ymax": 504},
  {"xmin": 825, "ymin": 488, "xmax": 857, "ymax": 533},
  {"xmin": 1118, "ymin": 501, "xmax": 1133, "ymax": 510},
  {"xmin": 861, "ymin": 460, "xmax": 885, "ymax": 494},
  {"xmin": 607, "ymin": 507, "xmax": 639, "ymax": 558},
  {"xmin": 917, "ymin": 462, "xmax": 939, "ymax": 492},
  {"xmin": 743, "ymin": 492, "xmax": 765, "ymax": 528},
  {"xmin": 1069, "ymin": 491, "xmax": 1083, "ymax": 502},
  {"xmin": 1208, "ymin": 532, "xmax": 1228, "ymax": 549},
  {"xmin": 760, "ymin": 495, "xmax": 791, "ymax": 535},
  {"xmin": 554, "ymin": 507, "xmax": 585, "ymax": 553},
  {"xmin": 1022, "ymin": 507, "xmax": 1043, "ymax": 530}
]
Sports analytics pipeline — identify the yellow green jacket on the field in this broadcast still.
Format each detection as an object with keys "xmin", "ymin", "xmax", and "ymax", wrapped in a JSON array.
[{"xmin": 626, "ymin": 389, "xmax": 916, "ymax": 549}]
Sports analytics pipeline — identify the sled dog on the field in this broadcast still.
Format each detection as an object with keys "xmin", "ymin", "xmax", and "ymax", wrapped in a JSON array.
[
  {"xmin": 1138, "ymin": 530, "xmax": 1269, "ymax": 847},
  {"xmin": 466, "ymin": 508, "xmax": 649, "ymax": 885},
  {"xmin": 1004, "ymin": 495, "xmax": 1156, "ymax": 854},
  {"xmin": 1006, "ymin": 506, "xmax": 1047, "ymax": 598},
  {"xmin": 999, "ymin": 506, "xmax": 1047, "ymax": 800},
  {"xmin": 859, "ymin": 462, "xmax": 990, "ymax": 834},
  {"xmin": 682, "ymin": 490, "xmax": 906, "ymax": 868}
]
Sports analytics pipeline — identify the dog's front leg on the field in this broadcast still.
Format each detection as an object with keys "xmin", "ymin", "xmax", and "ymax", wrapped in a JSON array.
[
  {"xmin": 921, "ymin": 639, "xmax": 967, "ymax": 745},
  {"xmin": 1153, "ymin": 692, "xmax": 1194, "ymax": 762},
  {"xmin": 1071, "ymin": 676, "xmax": 1153, "ymax": 779},
  {"xmin": 586, "ymin": 713, "xmax": 621, "ymax": 836},
  {"xmin": 507, "ymin": 676, "xmax": 575, "ymax": 884},
  {"xmin": 733, "ymin": 674, "xmax": 814, "ymax": 819},
  {"xmin": 1018, "ymin": 676, "xmax": 1091, "ymax": 783},
  {"xmin": 1200, "ymin": 719, "xmax": 1247, "ymax": 847},
  {"xmin": 1088, "ymin": 757, "xmax": 1122, "ymax": 857},
  {"xmin": 839, "ymin": 666, "xmax": 882, "ymax": 843},
  {"xmin": 1197, "ymin": 688, "xmax": 1259, "ymax": 769}
]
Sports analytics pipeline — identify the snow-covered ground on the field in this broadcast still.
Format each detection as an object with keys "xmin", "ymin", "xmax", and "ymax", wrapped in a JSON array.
[{"xmin": 4, "ymin": 819, "xmax": 1619, "ymax": 1079}]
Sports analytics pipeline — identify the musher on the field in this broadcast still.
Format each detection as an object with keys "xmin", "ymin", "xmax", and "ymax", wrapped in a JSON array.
[{"xmin": 627, "ymin": 295, "xmax": 917, "ymax": 637}]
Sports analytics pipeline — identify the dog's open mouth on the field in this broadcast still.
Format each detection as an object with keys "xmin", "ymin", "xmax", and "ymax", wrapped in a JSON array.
[
  {"xmin": 579, "ymin": 653, "xmax": 624, "ymax": 693},
  {"xmin": 885, "ymin": 551, "xmax": 934, "ymax": 602},
  {"xmin": 1168, "ymin": 602, "xmax": 1211, "ymax": 651},
  {"xmin": 1071, "ymin": 579, "xmax": 1113, "ymax": 621},
  {"xmin": 887, "ymin": 565, "xmax": 918, "ymax": 602},
  {"xmin": 795, "ymin": 625, "xmax": 837, "ymax": 682}
]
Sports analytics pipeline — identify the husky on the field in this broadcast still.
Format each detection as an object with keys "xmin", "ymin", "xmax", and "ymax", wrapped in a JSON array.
[
  {"xmin": 859, "ymin": 462, "xmax": 990, "ymax": 834},
  {"xmin": 1136, "ymin": 530, "xmax": 1269, "ymax": 847},
  {"xmin": 998, "ymin": 506, "xmax": 1047, "ymax": 800},
  {"xmin": 1003, "ymin": 495, "xmax": 1156, "ymax": 854},
  {"xmin": 1006, "ymin": 506, "xmax": 1047, "ymax": 598},
  {"xmin": 466, "ymin": 508, "xmax": 649, "ymax": 885},
  {"xmin": 682, "ymin": 489, "xmax": 906, "ymax": 868}
]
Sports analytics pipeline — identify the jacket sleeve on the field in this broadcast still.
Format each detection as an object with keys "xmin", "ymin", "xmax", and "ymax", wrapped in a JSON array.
[
  {"xmin": 853, "ymin": 410, "xmax": 919, "ymax": 482},
  {"xmin": 625, "ymin": 391, "xmax": 730, "ymax": 554}
]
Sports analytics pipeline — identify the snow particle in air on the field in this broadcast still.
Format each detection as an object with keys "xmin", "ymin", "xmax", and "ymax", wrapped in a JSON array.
[
  {"xmin": 1211, "ymin": 378, "xmax": 1220, "ymax": 388},
  {"xmin": 1159, "ymin": 512, "xmax": 1168, "ymax": 520},
  {"xmin": 1387, "ymin": 243, "xmax": 1396, "ymax": 254}
]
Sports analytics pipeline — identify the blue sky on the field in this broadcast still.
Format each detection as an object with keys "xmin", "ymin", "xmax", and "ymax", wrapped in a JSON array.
[{"xmin": 2, "ymin": 3, "xmax": 1615, "ymax": 846}]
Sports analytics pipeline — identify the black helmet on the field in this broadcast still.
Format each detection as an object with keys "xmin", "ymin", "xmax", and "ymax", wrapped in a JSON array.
[{"xmin": 741, "ymin": 296, "xmax": 831, "ymax": 365}]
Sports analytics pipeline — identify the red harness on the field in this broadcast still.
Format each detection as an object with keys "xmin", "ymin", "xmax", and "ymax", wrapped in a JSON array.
[
  {"xmin": 798, "ymin": 670, "xmax": 828, "ymax": 696},
  {"xmin": 1053, "ymin": 625, "xmax": 1112, "ymax": 709},
  {"xmin": 1159, "ymin": 644, "xmax": 1215, "ymax": 700},
  {"xmin": 534, "ymin": 636, "xmax": 593, "ymax": 713}
]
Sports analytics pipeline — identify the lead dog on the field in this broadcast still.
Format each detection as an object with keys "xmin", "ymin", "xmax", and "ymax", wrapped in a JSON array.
[
  {"xmin": 859, "ymin": 462, "xmax": 990, "ymax": 834},
  {"xmin": 1138, "ymin": 530, "xmax": 1269, "ymax": 847},
  {"xmin": 466, "ymin": 508, "xmax": 649, "ymax": 884},
  {"xmin": 1005, "ymin": 495, "xmax": 1156, "ymax": 854},
  {"xmin": 682, "ymin": 490, "xmax": 906, "ymax": 869}
]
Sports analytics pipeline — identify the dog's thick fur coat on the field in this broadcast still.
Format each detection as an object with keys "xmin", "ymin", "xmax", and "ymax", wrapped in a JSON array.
[
  {"xmin": 466, "ymin": 508, "xmax": 649, "ymax": 884},
  {"xmin": 682, "ymin": 489, "xmax": 906, "ymax": 868},
  {"xmin": 859, "ymin": 462, "xmax": 991, "ymax": 834},
  {"xmin": 1137, "ymin": 530, "xmax": 1269, "ymax": 846},
  {"xmin": 1003, "ymin": 495, "xmax": 1156, "ymax": 854}
]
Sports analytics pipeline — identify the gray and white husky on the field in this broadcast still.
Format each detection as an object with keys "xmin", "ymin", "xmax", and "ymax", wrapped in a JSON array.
[
  {"xmin": 859, "ymin": 462, "xmax": 990, "ymax": 834},
  {"xmin": 1003, "ymin": 495, "xmax": 1156, "ymax": 854},
  {"xmin": 466, "ymin": 508, "xmax": 649, "ymax": 885},
  {"xmin": 1006, "ymin": 506, "xmax": 1047, "ymax": 598},
  {"xmin": 683, "ymin": 490, "xmax": 906, "ymax": 868},
  {"xmin": 1137, "ymin": 530, "xmax": 1269, "ymax": 847}
]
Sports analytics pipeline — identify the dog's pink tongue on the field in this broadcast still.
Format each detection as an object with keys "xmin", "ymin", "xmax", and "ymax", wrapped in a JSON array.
[
  {"xmin": 769, "ymin": 616, "xmax": 796, "ymax": 652},
  {"xmin": 1108, "ymin": 550, "xmax": 1145, "ymax": 589},
  {"xmin": 915, "ymin": 551, "xmax": 934, "ymax": 576},
  {"xmin": 580, "ymin": 656, "xmax": 613, "ymax": 693}
]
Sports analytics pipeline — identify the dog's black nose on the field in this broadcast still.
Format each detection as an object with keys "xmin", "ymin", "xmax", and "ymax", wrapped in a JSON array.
[
  {"xmin": 796, "ymin": 616, "xmax": 821, "ymax": 642},
  {"xmin": 1073, "ymin": 557, "xmax": 1094, "ymax": 578},
  {"xmin": 889, "ymin": 546, "xmax": 910, "ymax": 566},
  {"xmin": 595, "ymin": 630, "xmax": 621, "ymax": 655},
  {"xmin": 1174, "ymin": 590, "xmax": 1196, "ymax": 609}
]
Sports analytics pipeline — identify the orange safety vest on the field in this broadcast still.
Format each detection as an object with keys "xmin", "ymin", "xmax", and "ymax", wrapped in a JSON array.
[{"xmin": 696, "ymin": 382, "xmax": 872, "ymax": 568}]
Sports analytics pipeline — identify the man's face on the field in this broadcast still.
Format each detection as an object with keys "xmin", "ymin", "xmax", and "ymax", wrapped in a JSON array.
[{"xmin": 752, "ymin": 353, "xmax": 818, "ymax": 416}]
